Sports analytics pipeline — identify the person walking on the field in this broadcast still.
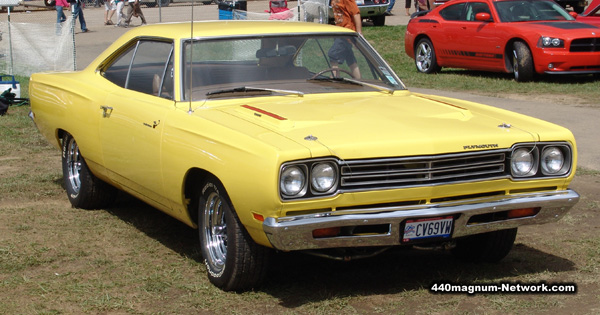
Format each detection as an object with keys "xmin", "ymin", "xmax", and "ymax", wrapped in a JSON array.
[
  {"xmin": 70, "ymin": 0, "xmax": 89, "ymax": 33},
  {"xmin": 124, "ymin": 0, "xmax": 147, "ymax": 27},
  {"xmin": 114, "ymin": 0, "xmax": 126, "ymax": 27},
  {"xmin": 55, "ymin": 0, "xmax": 69, "ymax": 35},
  {"xmin": 328, "ymin": 0, "xmax": 362, "ymax": 78},
  {"xmin": 104, "ymin": 0, "xmax": 117, "ymax": 25},
  {"xmin": 56, "ymin": 0, "xmax": 69, "ymax": 23},
  {"xmin": 385, "ymin": 0, "xmax": 395, "ymax": 15}
]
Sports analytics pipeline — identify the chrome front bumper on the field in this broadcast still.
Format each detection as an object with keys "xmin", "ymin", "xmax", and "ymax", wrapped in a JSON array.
[{"xmin": 263, "ymin": 190, "xmax": 579, "ymax": 251}]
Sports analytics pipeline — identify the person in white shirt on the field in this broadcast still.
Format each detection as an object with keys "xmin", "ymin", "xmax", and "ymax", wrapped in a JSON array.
[{"xmin": 114, "ymin": 0, "xmax": 127, "ymax": 27}]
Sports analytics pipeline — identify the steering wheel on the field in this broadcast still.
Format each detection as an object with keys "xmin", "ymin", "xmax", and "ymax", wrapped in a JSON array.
[{"xmin": 309, "ymin": 67, "xmax": 355, "ymax": 80}]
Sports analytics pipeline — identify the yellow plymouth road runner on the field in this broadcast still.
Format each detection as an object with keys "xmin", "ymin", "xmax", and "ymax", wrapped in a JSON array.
[{"xmin": 29, "ymin": 21, "xmax": 579, "ymax": 291}]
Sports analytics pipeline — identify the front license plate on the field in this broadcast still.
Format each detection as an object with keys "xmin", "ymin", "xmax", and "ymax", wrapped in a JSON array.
[{"xmin": 402, "ymin": 216, "xmax": 453, "ymax": 242}]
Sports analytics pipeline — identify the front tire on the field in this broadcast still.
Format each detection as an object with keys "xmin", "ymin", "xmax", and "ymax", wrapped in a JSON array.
[
  {"xmin": 415, "ymin": 38, "xmax": 441, "ymax": 74},
  {"xmin": 198, "ymin": 177, "xmax": 271, "ymax": 291},
  {"xmin": 512, "ymin": 41, "xmax": 534, "ymax": 82},
  {"xmin": 61, "ymin": 134, "xmax": 117, "ymax": 209},
  {"xmin": 451, "ymin": 228, "xmax": 518, "ymax": 262}
]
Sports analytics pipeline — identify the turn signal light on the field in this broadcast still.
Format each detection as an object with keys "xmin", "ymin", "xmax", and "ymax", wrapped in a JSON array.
[
  {"xmin": 507, "ymin": 207, "xmax": 540, "ymax": 219},
  {"xmin": 313, "ymin": 227, "xmax": 341, "ymax": 238},
  {"xmin": 252, "ymin": 213, "xmax": 264, "ymax": 222}
]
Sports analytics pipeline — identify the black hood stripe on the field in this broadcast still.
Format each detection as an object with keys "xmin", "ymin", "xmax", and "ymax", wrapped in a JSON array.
[{"xmin": 531, "ymin": 22, "xmax": 600, "ymax": 30}]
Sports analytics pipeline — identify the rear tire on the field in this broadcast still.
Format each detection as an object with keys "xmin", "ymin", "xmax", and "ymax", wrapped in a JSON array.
[
  {"xmin": 415, "ymin": 38, "xmax": 441, "ymax": 74},
  {"xmin": 451, "ymin": 228, "xmax": 518, "ymax": 262},
  {"xmin": 512, "ymin": 41, "xmax": 534, "ymax": 82},
  {"xmin": 372, "ymin": 15, "xmax": 385, "ymax": 26},
  {"xmin": 61, "ymin": 134, "xmax": 117, "ymax": 209},
  {"xmin": 198, "ymin": 177, "xmax": 271, "ymax": 291}
]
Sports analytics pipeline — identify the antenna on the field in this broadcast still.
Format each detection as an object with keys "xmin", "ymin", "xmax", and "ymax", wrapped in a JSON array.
[{"xmin": 188, "ymin": 0, "xmax": 195, "ymax": 114}]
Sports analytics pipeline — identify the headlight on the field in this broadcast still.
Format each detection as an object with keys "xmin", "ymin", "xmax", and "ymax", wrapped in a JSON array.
[
  {"xmin": 280, "ymin": 166, "xmax": 306, "ymax": 197},
  {"xmin": 311, "ymin": 162, "xmax": 337, "ymax": 193},
  {"xmin": 541, "ymin": 146, "xmax": 569, "ymax": 175},
  {"xmin": 540, "ymin": 36, "xmax": 564, "ymax": 48},
  {"xmin": 280, "ymin": 159, "xmax": 340, "ymax": 200},
  {"xmin": 511, "ymin": 147, "xmax": 537, "ymax": 177}
]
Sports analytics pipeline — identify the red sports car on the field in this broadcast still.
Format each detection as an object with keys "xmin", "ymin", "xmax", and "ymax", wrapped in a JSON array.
[
  {"xmin": 405, "ymin": 0, "xmax": 600, "ymax": 81},
  {"xmin": 575, "ymin": 0, "xmax": 600, "ymax": 27}
]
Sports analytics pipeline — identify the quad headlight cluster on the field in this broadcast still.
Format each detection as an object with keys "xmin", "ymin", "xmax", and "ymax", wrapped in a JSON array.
[
  {"xmin": 510, "ymin": 143, "xmax": 572, "ymax": 178},
  {"xmin": 280, "ymin": 159, "xmax": 339, "ymax": 200},
  {"xmin": 539, "ymin": 36, "xmax": 564, "ymax": 48}
]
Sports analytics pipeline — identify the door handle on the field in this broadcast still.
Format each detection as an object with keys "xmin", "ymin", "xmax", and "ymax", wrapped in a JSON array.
[{"xmin": 100, "ymin": 105, "xmax": 113, "ymax": 118}]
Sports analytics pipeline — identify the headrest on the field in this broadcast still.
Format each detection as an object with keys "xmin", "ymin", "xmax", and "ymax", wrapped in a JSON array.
[{"xmin": 256, "ymin": 45, "xmax": 297, "ymax": 58}]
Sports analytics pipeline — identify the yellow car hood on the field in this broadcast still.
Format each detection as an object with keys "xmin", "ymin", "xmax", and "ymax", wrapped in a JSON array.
[{"xmin": 218, "ymin": 91, "xmax": 567, "ymax": 159}]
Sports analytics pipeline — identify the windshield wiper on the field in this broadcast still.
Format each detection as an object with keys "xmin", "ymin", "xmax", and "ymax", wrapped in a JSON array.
[
  {"xmin": 206, "ymin": 86, "xmax": 304, "ymax": 98},
  {"xmin": 307, "ymin": 77, "xmax": 395, "ymax": 95}
]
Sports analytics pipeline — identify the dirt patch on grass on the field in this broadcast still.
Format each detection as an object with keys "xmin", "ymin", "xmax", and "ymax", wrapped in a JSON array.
[{"xmin": 500, "ymin": 93, "xmax": 598, "ymax": 108}]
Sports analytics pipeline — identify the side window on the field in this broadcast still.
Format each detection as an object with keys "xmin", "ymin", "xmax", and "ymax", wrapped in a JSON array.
[
  {"xmin": 103, "ymin": 46, "xmax": 135, "ymax": 88},
  {"xmin": 128, "ymin": 41, "xmax": 173, "ymax": 96},
  {"xmin": 103, "ymin": 40, "xmax": 173, "ymax": 97},
  {"xmin": 157, "ymin": 53, "xmax": 174, "ymax": 99},
  {"xmin": 440, "ymin": 3, "xmax": 466, "ymax": 21},
  {"xmin": 465, "ymin": 2, "xmax": 491, "ymax": 21}
]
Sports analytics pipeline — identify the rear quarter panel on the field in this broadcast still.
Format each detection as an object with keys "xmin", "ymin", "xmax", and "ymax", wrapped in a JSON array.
[{"xmin": 29, "ymin": 71, "xmax": 105, "ymax": 175}]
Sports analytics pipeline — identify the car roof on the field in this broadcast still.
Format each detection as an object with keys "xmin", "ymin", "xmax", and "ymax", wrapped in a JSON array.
[{"xmin": 122, "ymin": 20, "xmax": 355, "ymax": 39}]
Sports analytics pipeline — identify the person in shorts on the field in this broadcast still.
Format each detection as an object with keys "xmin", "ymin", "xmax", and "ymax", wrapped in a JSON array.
[
  {"xmin": 105, "ymin": 0, "xmax": 117, "ymax": 25},
  {"xmin": 328, "ymin": 0, "xmax": 362, "ymax": 78}
]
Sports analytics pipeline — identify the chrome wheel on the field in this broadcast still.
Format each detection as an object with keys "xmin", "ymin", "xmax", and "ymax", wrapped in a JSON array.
[
  {"xmin": 198, "ymin": 178, "xmax": 272, "ymax": 291},
  {"xmin": 202, "ymin": 190, "xmax": 227, "ymax": 276},
  {"xmin": 512, "ymin": 50, "xmax": 520, "ymax": 81},
  {"xmin": 65, "ymin": 137, "xmax": 82, "ymax": 196},
  {"xmin": 415, "ymin": 38, "xmax": 440, "ymax": 74},
  {"xmin": 61, "ymin": 134, "xmax": 116, "ymax": 209},
  {"xmin": 416, "ymin": 42, "xmax": 433, "ymax": 72}
]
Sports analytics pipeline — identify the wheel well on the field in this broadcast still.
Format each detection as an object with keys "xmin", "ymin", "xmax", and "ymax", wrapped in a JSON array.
[
  {"xmin": 184, "ymin": 168, "xmax": 221, "ymax": 225},
  {"xmin": 413, "ymin": 35, "xmax": 431, "ymax": 54},
  {"xmin": 504, "ymin": 39, "xmax": 530, "ymax": 73},
  {"xmin": 57, "ymin": 129, "xmax": 67, "ymax": 144},
  {"xmin": 55, "ymin": 129, "xmax": 74, "ymax": 150}
]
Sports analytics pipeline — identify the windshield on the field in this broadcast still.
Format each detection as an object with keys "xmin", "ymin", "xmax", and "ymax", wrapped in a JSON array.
[
  {"xmin": 495, "ymin": 0, "xmax": 575, "ymax": 22},
  {"xmin": 181, "ymin": 34, "xmax": 405, "ymax": 101}
]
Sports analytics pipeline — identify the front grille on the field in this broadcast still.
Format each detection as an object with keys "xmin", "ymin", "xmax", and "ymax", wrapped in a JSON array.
[
  {"xmin": 570, "ymin": 38, "xmax": 600, "ymax": 52},
  {"xmin": 340, "ymin": 151, "xmax": 507, "ymax": 191}
]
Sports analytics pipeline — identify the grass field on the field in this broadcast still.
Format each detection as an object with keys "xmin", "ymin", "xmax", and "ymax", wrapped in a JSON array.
[{"xmin": 1, "ymin": 27, "xmax": 599, "ymax": 313}]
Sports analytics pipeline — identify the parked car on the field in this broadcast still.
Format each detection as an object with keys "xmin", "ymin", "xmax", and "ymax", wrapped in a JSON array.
[
  {"xmin": 142, "ymin": 0, "xmax": 170, "ymax": 7},
  {"xmin": 30, "ymin": 21, "xmax": 579, "ymax": 291},
  {"xmin": 302, "ymin": 0, "xmax": 390, "ymax": 26},
  {"xmin": 339, "ymin": 0, "xmax": 389, "ymax": 26},
  {"xmin": 405, "ymin": 0, "xmax": 600, "ymax": 81},
  {"xmin": 575, "ymin": 0, "xmax": 600, "ymax": 25}
]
